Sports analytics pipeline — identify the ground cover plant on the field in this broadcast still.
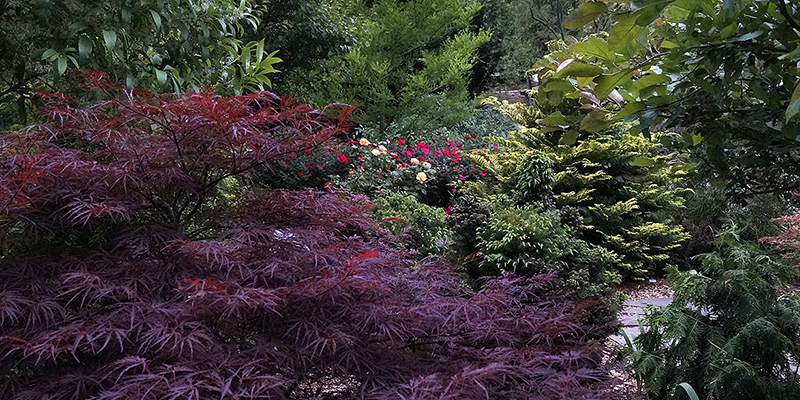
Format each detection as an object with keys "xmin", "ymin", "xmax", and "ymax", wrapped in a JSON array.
[{"xmin": 0, "ymin": 78, "xmax": 615, "ymax": 399}]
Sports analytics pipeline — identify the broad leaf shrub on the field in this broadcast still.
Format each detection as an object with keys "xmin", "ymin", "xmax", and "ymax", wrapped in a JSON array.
[
  {"xmin": 0, "ymin": 79, "xmax": 615, "ymax": 399},
  {"xmin": 630, "ymin": 227, "xmax": 800, "ymax": 400},
  {"xmin": 533, "ymin": 0, "xmax": 800, "ymax": 200}
]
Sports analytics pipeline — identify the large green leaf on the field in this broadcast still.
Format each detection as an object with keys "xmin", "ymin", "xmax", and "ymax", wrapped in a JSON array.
[
  {"xmin": 594, "ymin": 70, "xmax": 635, "ymax": 100},
  {"xmin": 571, "ymin": 36, "xmax": 619, "ymax": 62},
  {"xmin": 631, "ymin": 74, "xmax": 671, "ymax": 97},
  {"xmin": 554, "ymin": 59, "xmax": 604, "ymax": 78},
  {"xmin": 580, "ymin": 110, "xmax": 611, "ymax": 132},
  {"xmin": 78, "ymin": 36, "xmax": 93, "ymax": 59},
  {"xmin": 614, "ymin": 101, "xmax": 646, "ymax": 121},
  {"xmin": 632, "ymin": 0, "xmax": 674, "ymax": 26},
  {"xmin": 543, "ymin": 79, "xmax": 577, "ymax": 92},
  {"xmin": 564, "ymin": 2, "xmax": 609, "ymax": 30},
  {"xmin": 102, "ymin": 30, "xmax": 117, "ymax": 51},
  {"xmin": 56, "ymin": 57, "xmax": 67, "ymax": 76},
  {"xmin": 540, "ymin": 111, "xmax": 570, "ymax": 126},
  {"xmin": 608, "ymin": 13, "xmax": 644, "ymax": 52}
]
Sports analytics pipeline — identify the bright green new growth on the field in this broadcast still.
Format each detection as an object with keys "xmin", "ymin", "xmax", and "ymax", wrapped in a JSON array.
[
  {"xmin": 374, "ymin": 192, "xmax": 453, "ymax": 257},
  {"xmin": 630, "ymin": 227, "xmax": 800, "ymax": 400},
  {"xmin": 474, "ymin": 97, "xmax": 689, "ymax": 279}
]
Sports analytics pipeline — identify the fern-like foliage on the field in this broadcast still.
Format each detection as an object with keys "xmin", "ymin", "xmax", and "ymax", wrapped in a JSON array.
[
  {"xmin": 631, "ymin": 227, "xmax": 800, "ymax": 400},
  {"xmin": 0, "ymin": 77, "xmax": 614, "ymax": 399}
]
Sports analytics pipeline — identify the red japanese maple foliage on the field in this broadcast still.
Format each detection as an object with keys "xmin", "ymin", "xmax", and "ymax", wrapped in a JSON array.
[
  {"xmin": 0, "ymin": 77, "xmax": 612, "ymax": 399},
  {"xmin": 761, "ymin": 197, "xmax": 800, "ymax": 266}
]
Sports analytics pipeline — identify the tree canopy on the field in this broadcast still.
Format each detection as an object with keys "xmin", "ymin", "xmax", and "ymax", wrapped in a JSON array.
[{"xmin": 531, "ymin": 0, "xmax": 800, "ymax": 198}]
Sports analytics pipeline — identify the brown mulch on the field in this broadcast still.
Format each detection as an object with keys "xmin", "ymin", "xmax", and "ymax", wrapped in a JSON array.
[{"xmin": 615, "ymin": 278, "xmax": 674, "ymax": 302}]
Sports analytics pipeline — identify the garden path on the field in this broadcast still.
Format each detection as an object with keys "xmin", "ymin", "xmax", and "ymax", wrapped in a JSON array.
[{"xmin": 610, "ymin": 279, "xmax": 674, "ymax": 345}]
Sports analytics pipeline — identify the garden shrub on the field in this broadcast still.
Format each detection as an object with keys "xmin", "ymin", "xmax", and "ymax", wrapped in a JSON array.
[
  {"xmin": 680, "ymin": 184, "xmax": 792, "ymax": 267},
  {"xmin": 331, "ymin": 134, "xmax": 484, "ymax": 206},
  {"xmin": 373, "ymin": 192, "xmax": 453, "ymax": 257},
  {"xmin": 0, "ymin": 79, "xmax": 615, "ymax": 399},
  {"xmin": 475, "ymin": 200, "xmax": 617, "ymax": 299},
  {"xmin": 472, "ymin": 102, "xmax": 690, "ymax": 279},
  {"xmin": 630, "ymin": 227, "xmax": 800, "ymax": 400},
  {"xmin": 447, "ymin": 192, "xmax": 493, "ymax": 258}
]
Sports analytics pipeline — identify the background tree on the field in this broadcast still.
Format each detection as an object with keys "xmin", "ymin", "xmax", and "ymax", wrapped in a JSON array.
[
  {"xmin": 287, "ymin": 0, "xmax": 490, "ymax": 131},
  {"xmin": 474, "ymin": 0, "xmax": 613, "ymax": 88},
  {"xmin": 245, "ymin": 0, "xmax": 362, "ymax": 89}
]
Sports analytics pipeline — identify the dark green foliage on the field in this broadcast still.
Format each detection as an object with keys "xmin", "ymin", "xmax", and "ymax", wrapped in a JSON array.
[
  {"xmin": 374, "ymin": 192, "xmax": 452, "ymax": 256},
  {"xmin": 514, "ymin": 150, "xmax": 555, "ymax": 203},
  {"xmin": 630, "ymin": 228, "xmax": 800, "ymax": 400},
  {"xmin": 289, "ymin": 0, "xmax": 490, "ymax": 131},
  {"xmin": 680, "ymin": 184, "xmax": 792, "ymax": 267},
  {"xmin": 475, "ymin": 0, "xmax": 611, "ymax": 88},
  {"xmin": 447, "ymin": 192, "xmax": 493, "ymax": 258},
  {"xmin": 474, "ymin": 198, "xmax": 616, "ymax": 298},
  {"xmin": 246, "ymin": 0, "xmax": 361, "ymax": 86}
]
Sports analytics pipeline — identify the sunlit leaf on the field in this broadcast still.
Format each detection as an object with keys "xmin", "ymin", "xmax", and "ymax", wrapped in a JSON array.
[{"xmin": 564, "ymin": 1, "xmax": 608, "ymax": 30}]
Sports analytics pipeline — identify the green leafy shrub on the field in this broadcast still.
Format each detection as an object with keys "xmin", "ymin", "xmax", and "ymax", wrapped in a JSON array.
[
  {"xmin": 514, "ymin": 150, "xmax": 555, "ymax": 203},
  {"xmin": 374, "ymin": 192, "xmax": 453, "ymax": 257},
  {"xmin": 680, "ymin": 184, "xmax": 792, "ymax": 267},
  {"xmin": 472, "ymin": 98, "xmax": 690, "ymax": 279},
  {"xmin": 630, "ymin": 227, "xmax": 800, "ymax": 400},
  {"xmin": 447, "ymin": 192, "xmax": 493, "ymax": 258},
  {"xmin": 474, "ymin": 199, "xmax": 617, "ymax": 298}
]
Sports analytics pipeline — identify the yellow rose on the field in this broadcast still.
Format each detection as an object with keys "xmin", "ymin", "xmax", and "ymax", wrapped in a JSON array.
[
  {"xmin": 416, "ymin": 172, "xmax": 427, "ymax": 183},
  {"xmin": 359, "ymin": 138, "xmax": 370, "ymax": 146}
]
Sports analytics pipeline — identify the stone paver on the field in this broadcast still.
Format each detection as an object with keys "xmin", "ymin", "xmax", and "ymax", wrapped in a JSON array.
[{"xmin": 609, "ymin": 297, "xmax": 673, "ymax": 345}]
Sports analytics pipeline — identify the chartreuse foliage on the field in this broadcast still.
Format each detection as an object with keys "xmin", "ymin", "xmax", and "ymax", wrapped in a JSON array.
[
  {"xmin": 471, "ymin": 96, "xmax": 689, "ymax": 279},
  {"xmin": 1, "ymin": 0, "xmax": 281, "ymax": 128},
  {"xmin": 292, "ymin": 0, "xmax": 490, "ymax": 130},
  {"xmin": 535, "ymin": 0, "xmax": 800, "ymax": 197},
  {"xmin": 0, "ymin": 80, "xmax": 614, "ymax": 399},
  {"xmin": 630, "ymin": 227, "xmax": 800, "ymax": 400},
  {"xmin": 374, "ymin": 192, "xmax": 453, "ymax": 256}
]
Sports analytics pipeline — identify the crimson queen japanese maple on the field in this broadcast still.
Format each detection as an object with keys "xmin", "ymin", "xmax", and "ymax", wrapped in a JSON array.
[{"xmin": 0, "ymin": 74, "xmax": 612, "ymax": 399}]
